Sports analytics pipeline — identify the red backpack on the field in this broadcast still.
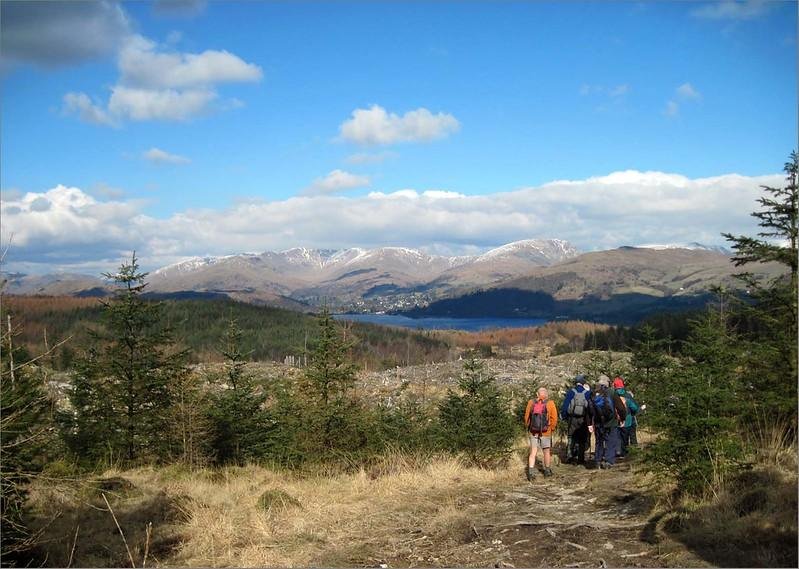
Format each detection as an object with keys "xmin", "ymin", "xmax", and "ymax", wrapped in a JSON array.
[{"xmin": 527, "ymin": 399, "xmax": 549, "ymax": 434}]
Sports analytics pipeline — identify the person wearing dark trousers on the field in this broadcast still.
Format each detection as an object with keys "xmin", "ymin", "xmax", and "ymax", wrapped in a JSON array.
[
  {"xmin": 589, "ymin": 375, "xmax": 627, "ymax": 469},
  {"xmin": 612, "ymin": 377, "xmax": 639, "ymax": 457},
  {"xmin": 560, "ymin": 374, "xmax": 591, "ymax": 465}
]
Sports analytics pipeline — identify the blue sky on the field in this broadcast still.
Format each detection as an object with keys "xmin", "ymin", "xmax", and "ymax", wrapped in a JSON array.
[{"xmin": 1, "ymin": 1, "xmax": 796, "ymax": 272}]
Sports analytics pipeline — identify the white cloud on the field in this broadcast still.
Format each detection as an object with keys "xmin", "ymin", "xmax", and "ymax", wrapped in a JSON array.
[
  {"xmin": 63, "ymin": 35, "xmax": 262, "ymax": 125},
  {"xmin": 303, "ymin": 170, "xmax": 370, "ymax": 196},
  {"xmin": 339, "ymin": 105, "xmax": 460, "ymax": 146},
  {"xmin": 664, "ymin": 83, "xmax": 701, "ymax": 118},
  {"xmin": 664, "ymin": 100, "xmax": 680, "ymax": 117},
  {"xmin": 676, "ymin": 82, "xmax": 701, "ymax": 100},
  {"xmin": 2, "ymin": 171, "xmax": 783, "ymax": 273},
  {"xmin": 118, "ymin": 35, "xmax": 262, "ymax": 89},
  {"xmin": 1, "ymin": 0, "xmax": 130, "ymax": 67},
  {"xmin": 108, "ymin": 86, "xmax": 217, "ymax": 122},
  {"xmin": 143, "ymin": 147, "xmax": 191, "ymax": 165},
  {"xmin": 62, "ymin": 92, "xmax": 118, "ymax": 127},
  {"xmin": 92, "ymin": 183, "xmax": 126, "ymax": 199},
  {"xmin": 692, "ymin": 0, "xmax": 772, "ymax": 21}
]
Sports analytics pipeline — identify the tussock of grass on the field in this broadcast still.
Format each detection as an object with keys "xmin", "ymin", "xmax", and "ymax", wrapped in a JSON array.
[{"xmin": 258, "ymin": 489, "xmax": 301, "ymax": 513}]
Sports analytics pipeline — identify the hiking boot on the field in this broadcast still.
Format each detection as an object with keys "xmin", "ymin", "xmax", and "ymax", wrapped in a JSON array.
[
  {"xmin": 525, "ymin": 466, "xmax": 536, "ymax": 481},
  {"xmin": 600, "ymin": 462, "xmax": 614, "ymax": 470},
  {"xmin": 543, "ymin": 467, "xmax": 553, "ymax": 477}
]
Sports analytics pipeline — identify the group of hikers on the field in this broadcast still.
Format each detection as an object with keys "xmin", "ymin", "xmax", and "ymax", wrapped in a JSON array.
[{"xmin": 523, "ymin": 373, "xmax": 643, "ymax": 480}]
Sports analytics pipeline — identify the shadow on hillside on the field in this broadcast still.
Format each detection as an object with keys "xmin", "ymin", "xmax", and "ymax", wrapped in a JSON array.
[
  {"xmin": 656, "ymin": 468, "xmax": 798, "ymax": 568},
  {"xmin": 402, "ymin": 287, "xmax": 717, "ymax": 324},
  {"xmin": 28, "ymin": 477, "xmax": 186, "ymax": 567}
]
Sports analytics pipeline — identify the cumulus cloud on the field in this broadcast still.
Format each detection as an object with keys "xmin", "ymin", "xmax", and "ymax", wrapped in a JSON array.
[
  {"xmin": 692, "ymin": 0, "xmax": 772, "ymax": 20},
  {"xmin": 676, "ymin": 82, "xmax": 701, "ymax": 100},
  {"xmin": 0, "ymin": 0, "xmax": 130, "ymax": 67},
  {"xmin": 117, "ymin": 35, "xmax": 262, "ymax": 89},
  {"xmin": 664, "ymin": 83, "xmax": 702, "ymax": 117},
  {"xmin": 303, "ymin": 170, "xmax": 370, "ymax": 196},
  {"xmin": 63, "ymin": 35, "xmax": 262, "ymax": 125},
  {"xmin": 1, "ymin": 171, "xmax": 783, "ymax": 273},
  {"xmin": 143, "ymin": 147, "xmax": 191, "ymax": 165},
  {"xmin": 339, "ymin": 105, "xmax": 460, "ymax": 145},
  {"xmin": 62, "ymin": 92, "xmax": 118, "ymax": 126}
]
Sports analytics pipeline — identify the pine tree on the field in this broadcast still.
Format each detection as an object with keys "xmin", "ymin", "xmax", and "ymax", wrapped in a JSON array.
[
  {"xmin": 61, "ymin": 346, "xmax": 115, "ymax": 462},
  {"xmin": 69, "ymin": 254, "xmax": 190, "ymax": 464},
  {"xmin": 303, "ymin": 306, "xmax": 358, "ymax": 405},
  {"xmin": 301, "ymin": 306, "xmax": 365, "ymax": 455},
  {"xmin": 644, "ymin": 296, "xmax": 745, "ymax": 495},
  {"xmin": 207, "ymin": 317, "xmax": 270, "ymax": 465},
  {"xmin": 722, "ymin": 151, "xmax": 798, "ymax": 420},
  {"xmin": 1, "ymin": 316, "xmax": 55, "ymax": 563},
  {"xmin": 630, "ymin": 324, "xmax": 671, "ymax": 387},
  {"xmin": 438, "ymin": 358, "xmax": 516, "ymax": 467}
]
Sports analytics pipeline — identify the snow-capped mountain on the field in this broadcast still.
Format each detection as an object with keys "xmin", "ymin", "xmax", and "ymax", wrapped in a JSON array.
[
  {"xmin": 475, "ymin": 239, "xmax": 579, "ymax": 263},
  {"xmin": 7, "ymin": 238, "xmax": 768, "ymax": 315},
  {"xmin": 143, "ymin": 239, "xmax": 580, "ymax": 306},
  {"xmin": 636, "ymin": 242, "xmax": 731, "ymax": 255}
]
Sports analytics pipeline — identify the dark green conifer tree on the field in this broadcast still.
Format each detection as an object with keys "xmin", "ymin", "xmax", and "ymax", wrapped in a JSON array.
[
  {"xmin": 302, "ymin": 306, "xmax": 365, "ymax": 455},
  {"xmin": 67, "ymin": 254, "xmax": 189, "ymax": 464},
  {"xmin": 1, "ymin": 318, "xmax": 54, "ymax": 563},
  {"xmin": 644, "ymin": 295, "xmax": 745, "ymax": 495},
  {"xmin": 438, "ymin": 358, "xmax": 516, "ymax": 467},
  {"xmin": 722, "ymin": 151, "xmax": 798, "ymax": 420},
  {"xmin": 207, "ymin": 317, "xmax": 270, "ymax": 465}
]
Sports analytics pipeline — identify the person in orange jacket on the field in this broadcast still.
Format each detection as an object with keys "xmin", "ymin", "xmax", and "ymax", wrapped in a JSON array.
[{"xmin": 523, "ymin": 387, "xmax": 559, "ymax": 479}]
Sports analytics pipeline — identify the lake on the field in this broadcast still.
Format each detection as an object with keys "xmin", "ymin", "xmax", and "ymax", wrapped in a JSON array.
[{"xmin": 333, "ymin": 313, "xmax": 549, "ymax": 331}]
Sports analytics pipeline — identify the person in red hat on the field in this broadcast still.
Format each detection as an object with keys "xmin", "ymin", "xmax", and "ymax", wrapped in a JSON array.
[{"xmin": 613, "ymin": 376, "xmax": 640, "ymax": 458}]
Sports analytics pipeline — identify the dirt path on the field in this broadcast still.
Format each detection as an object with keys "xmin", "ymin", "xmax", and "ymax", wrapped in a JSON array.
[{"xmin": 458, "ymin": 458, "xmax": 708, "ymax": 569}]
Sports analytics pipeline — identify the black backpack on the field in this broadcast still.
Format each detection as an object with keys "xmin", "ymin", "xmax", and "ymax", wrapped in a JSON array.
[{"xmin": 594, "ymin": 391, "xmax": 615, "ymax": 425}]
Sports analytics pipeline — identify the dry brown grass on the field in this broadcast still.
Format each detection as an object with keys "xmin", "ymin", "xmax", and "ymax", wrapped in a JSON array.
[
  {"xmin": 654, "ymin": 420, "xmax": 799, "ymax": 568},
  {"xmin": 28, "ymin": 448, "xmax": 532, "ymax": 568}
]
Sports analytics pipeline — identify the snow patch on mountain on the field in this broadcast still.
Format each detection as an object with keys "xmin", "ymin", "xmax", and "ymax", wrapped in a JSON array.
[
  {"xmin": 476, "ymin": 239, "xmax": 579, "ymax": 263},
  {"xmin": 637, "ymin": 242, "xmax": 731, "ymax": 255}
]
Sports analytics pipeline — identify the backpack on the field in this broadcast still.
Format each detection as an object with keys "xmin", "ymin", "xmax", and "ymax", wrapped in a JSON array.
[
  {"xmin": 527, "ymin": 399, "xmax": 549, "ymax": 434},
  {"xmin": 568, "ymin": 389, "xmax": 587, "ymax": 418},
  {"xmin": 594, "ymin": 391, "xmax": 614, "ymax": 425}
]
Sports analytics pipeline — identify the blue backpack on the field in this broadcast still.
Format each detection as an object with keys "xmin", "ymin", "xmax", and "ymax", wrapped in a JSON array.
[{"xmin": 594, "ymin": 391, "xmax": 615, "ymax": 425}]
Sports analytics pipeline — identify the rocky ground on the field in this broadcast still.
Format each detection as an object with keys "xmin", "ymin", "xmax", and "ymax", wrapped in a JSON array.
[
  {"xmin": 371, "ymin": 453, "xmax": 708, "ymax": 569},
  {"xmin": 354, "ymin": 352, "xmax": 632, "ymax": 405}
]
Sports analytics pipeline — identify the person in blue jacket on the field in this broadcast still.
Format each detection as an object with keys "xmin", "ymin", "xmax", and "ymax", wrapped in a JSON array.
[
  {"xmin": 560, "ymin": 374, "xmax": 591, "ymax": 465},
  {"xmin": 613, "ymin": 376, "xmax": 640, "ymax": 457}
]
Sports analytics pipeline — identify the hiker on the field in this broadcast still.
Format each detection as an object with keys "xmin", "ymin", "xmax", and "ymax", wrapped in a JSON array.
[
  {"xmin": 613, "ymin": 377, "xmax": 640, "ymax": 457},
  {"xmin": 560, "ymin": 374, "xmax": 590, "ymax": 465},
  {"xmin": 588, "ymin": 375, "xmax": 626, "ymax": 469},
  {"xmin": 524, "ymin": 387, "xmax": 559, "ymax": 480}
]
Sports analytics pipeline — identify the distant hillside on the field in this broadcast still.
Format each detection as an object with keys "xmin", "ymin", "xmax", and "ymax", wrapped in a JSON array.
[
  {"xmin": 5, "ymin": 243, "xmax": 769, "ymax": 322},
  {"xmin": 4, "ymin": 296, "xmax": 451, "ymax": 370},
  {"xmin": 3, "ymin": 239, "xmax": 579, "ymax": 311},
  {"xmin": 502, "ymin": 247, "xmax": 755, "ymax": 299},
  {"xmin": 402, "ymin": 247, "xmax": 785, "ymax": 324}
]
